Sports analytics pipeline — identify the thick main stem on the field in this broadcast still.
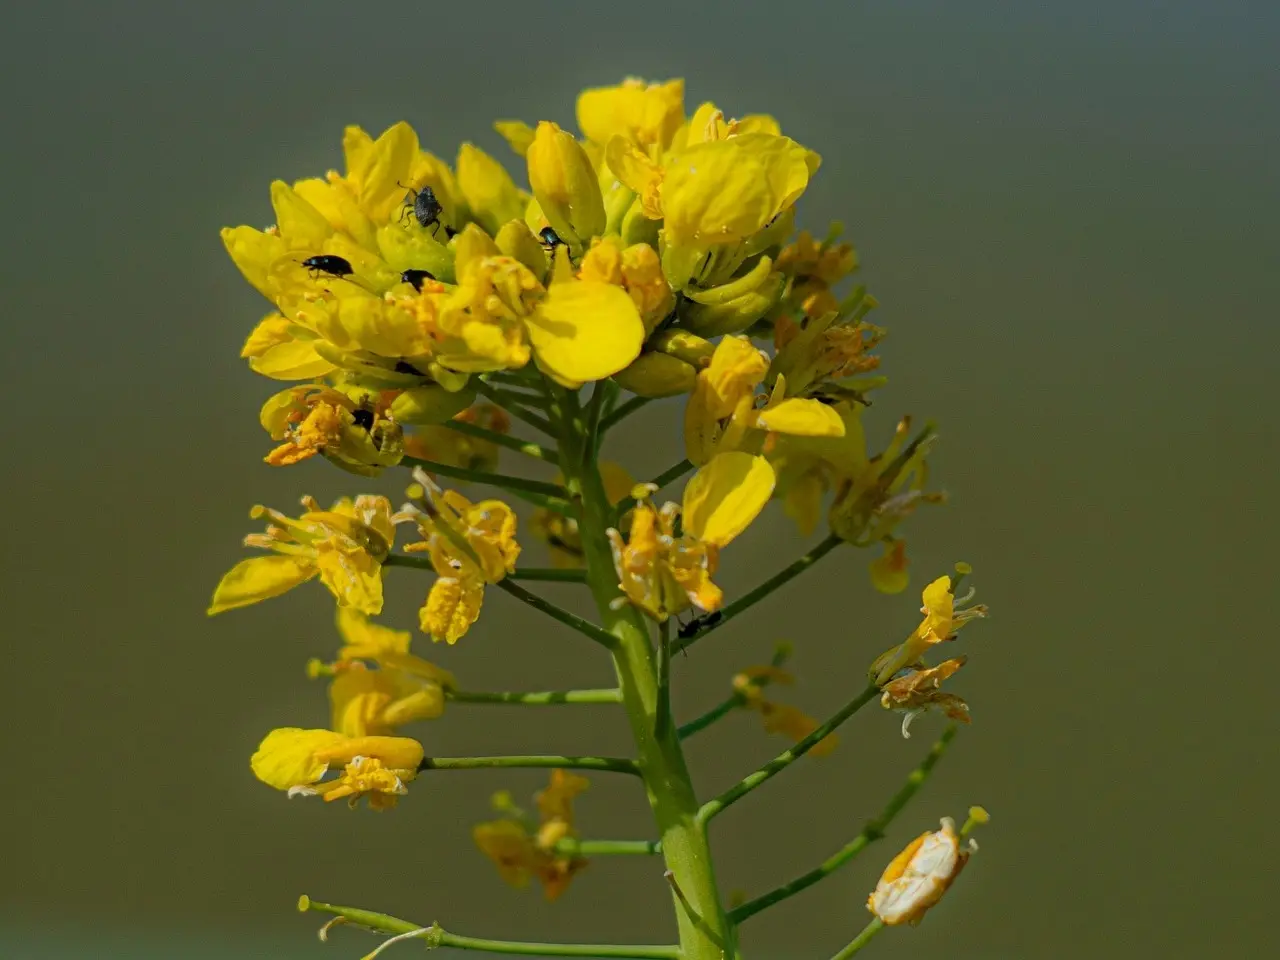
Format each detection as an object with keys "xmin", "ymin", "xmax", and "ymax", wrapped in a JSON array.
[{"xmin": 559, "ymin": 400, "xmax": 732, "ymax": 960}]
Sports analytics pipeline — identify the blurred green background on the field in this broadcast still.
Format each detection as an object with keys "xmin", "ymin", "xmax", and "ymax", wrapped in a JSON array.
[{"xmin": 2, "ymin": 1, "xmax": 1276, "ymax": 958}]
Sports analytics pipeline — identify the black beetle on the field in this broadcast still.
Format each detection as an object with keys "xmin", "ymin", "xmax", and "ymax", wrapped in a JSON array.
[
  {"xmin": 676, "ymin": 610, "xmax": 723, "ymax": 641},
  {"xmin": 351, "ymin": 408, "xmax": 375, "ymax": 430},
  {"xmin": 300, "ymin": 255, "xmax": 353, "ymax": 280},
  {"xmin": 538, "ymin": 226, "xmax": 564, "ymax": 252},
  {"xmin": 400, "ymin": 268, "xmax": 437, "ymax": 292},
  {"xmin": 400, "ymin": 183, "xmax": 443, "ymax": 231}
]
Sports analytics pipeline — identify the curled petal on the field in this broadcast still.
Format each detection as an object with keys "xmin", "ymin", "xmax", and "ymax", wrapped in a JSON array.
[
  {"xmin": 250, "ymin": 727, "xmax": 347, "ymax": 791},
  {"xmin": 207, "ymin": 555, "xmax": 317, "ymax": 615},
  {"xmin": 421, "ymin": 575, "xmax": 485, "ymax": 644},
  {"xmin": 314, "ymin": 540, "xmax": 384, "ymax": 615}
]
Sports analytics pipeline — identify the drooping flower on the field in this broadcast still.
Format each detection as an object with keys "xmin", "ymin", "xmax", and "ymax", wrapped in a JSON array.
[
  {"xmin": 867, "ymin": 817, "xmax": 977, "ymax": 926},
  {"xmin": 250, "ymin": 727, "xmax": 424, "ymax": 810},
  {"xmin": 473, "ymin": 770, "xmax": 591, "ymax": 901},
  {"xmin": 313, "ymin": 608, "xmax": 457, "ymax": 737},
  {"xmin": 258, "ymin": 385, "xmax": 403, "ymax": 476},
  {"xmin": 869, "ymin": 575, "xmax": 987, "ymax": 686},
  {"xmin": 398, "ymin": 475, "xmax": 521, "ymax": 643},
  {"xmin": 607, "ymin": 498, "xmax": 722, "ymax": 621},
  {"xmin": 208, "ymin": 495, "xmax": 395, "ymax": 616},
  {"xmin": 880, "ymin": 657, "xmax": 971, "ymax": 739}
]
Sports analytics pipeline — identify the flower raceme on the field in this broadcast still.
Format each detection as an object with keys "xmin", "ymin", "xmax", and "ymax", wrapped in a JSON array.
[{"xmin": 213, "ymin": 76, "xmax": 994, "ymax": 960}]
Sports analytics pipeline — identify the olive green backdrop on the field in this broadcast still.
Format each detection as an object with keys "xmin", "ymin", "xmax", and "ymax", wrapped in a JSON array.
[{"xmin": 2, "ymin": 2, "xmax": 1276, "ymax": 958}]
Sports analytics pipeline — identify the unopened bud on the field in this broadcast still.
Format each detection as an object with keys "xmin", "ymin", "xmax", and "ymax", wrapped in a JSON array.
[
  {"xmin": 527, "ymin": 121, "xmax": 605, "ymax": 249},
  {"xmin": 390, "ymin": 384, "xmax": 477, "ymax": 425},
  {"xmin": 613, "ymin": 352, "xmax": 697, "ymax": 398}
]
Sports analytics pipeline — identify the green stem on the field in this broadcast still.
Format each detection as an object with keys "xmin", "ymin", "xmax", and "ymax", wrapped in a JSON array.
[
  {"xmin": 494, "ymin": 579, "xmax": 617, "ymax": 650},
  {"xmin": 557, "ymin": 838, "xmax": 662, "ymax": 856},
  {"xmin": 830, "ymin": 919, "xmax": 884, "ymax": 960},
  {"xmin": 298, "ymin": 898, "xmax": 678, "ymax": 959},
  {"xmin": 698, "ymin": 684, "xmax": 879, "ymax": 826},
  {"xmin": 419, "ymin": 755, "xmax": 640, "ymax": 776},
  {"xmin": 443, "ymin": 419, "xmax": 560, "ymax": 464},
  {"xmin": 475, "ymin": 380, "xmax": 557, "ymax": 435},
  {"xmin": 677, "ymin": 695, "xmax": 741, "ymax": 740},
  {"xmin": 556, "ymin": 389, "xmax": 733, "ymax": 960},
  {"xmin": 385, "ymin": 555, "xmax": 586, "ymax": 583},
  {"xmin": 583, "ymin": 381, "xmax": 610, "ymax": 459},
  {"xmin": 448, "ymin": 688, "xmax": 622, "ymax": 705},
  {"xmin": 655, "ymin": 617, "xmax": 672, "ymax": 739},
  {"xmin": 728, "ymin": 726, "xmax": 959, "ymax": 924},
  {"xmin": 402, "ymin": 456, "xmax": 572, "ymax": 514},
  {"xmin": 599, "ymin": 394, "xmax": 652, "ymax": 431},
  {"xmin": 674, "ymin": 533, "xmax": 844, "ymax": 654}
]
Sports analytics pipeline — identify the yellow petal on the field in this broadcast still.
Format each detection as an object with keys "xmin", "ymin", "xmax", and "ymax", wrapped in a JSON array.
[
  {"xmin": 336, "ymin": 606, "xmax": 412, "ymax": 658},
  {"xmin": 314, "ymin": 734, "xmax": 424, "ymax": 771},
  {"xmin": 249, "ymin": 340, "xmax": 338, "ymax": 380},
  {"xmin": 524, "ymin": 281, "xmax": 644, "ymax": 382},
  {"xmin": 250, "ymin": 727, "xmax": 347, "ymax": 790},
  {"xmin": 662, "ymin": 140, "xmax": 774, "ymax": 247},
  {"xmin": 457, "ymin": 143, "xmax": 526, "ymax": 235},
  {"xmin": 314, "ymin": 540, "xmax": 384, "ymax": 615},
  {"xmin": 207, "ymin": 555, "xmax": 316, "ymax": 615},
  {"xmin": 869, "ymin": 540, "xmax": 910, "ymax": 594},
  {"xmin": 329, "ymin": 669, "xmax": 395, "ymax": 737},
  {"xmin": 682, "ymin": 452, "xmax": 777, "ymax": 547},
  {"xmin": 241, "ymin": 314, "xmax": 293, "ymax": 358},
  {"xmin": 527, "ymin": 121, "xmax": 605, "ymax": 245},
  {"xmin": 494, "ymin": 120, "xmax": 536, "ymax": 156},
  {"xmin": 221, "ymin": 226, "xmax": 287, "ymax": 299},
  {"xmin": 756, "ymin": 398, "xmax": 847, "ymax": 437},
  {"xmin": 269, "ymin": 180, "xmax": 334, "ymax": 248},
  {"xmin": 577, "ymin": 78, "xmax": 685, "ymax": 149},
  {"xmin": 421, "ymin": 576, "xmax": 484, "ymax": 644},
  {"xmin": 605, "ymin": 136, "xmax": 663, "ymax": 219},
  {"xmin": 351, "ymin": 121, "xmax": 419, "ymax": 222}
]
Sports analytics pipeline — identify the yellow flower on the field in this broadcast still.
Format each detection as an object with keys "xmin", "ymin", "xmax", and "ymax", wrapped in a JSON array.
[
  {"xmin": 435, "ymin": 253, "xmax": 645, "ymax": 383},
  {"xmin": 682, "ymin": 451, "xmax": 776, "ymax": 548},
  {"xmin": 208, "ymin": 495, "xmax": 395, "ymax": 616},
  {"xmin": 250, "ymin": 727, "xmax": 423, "ymax": 810},
  {"xmin": 530, "ymin": 462, "xmax": 634, "ymax": 568},
  {"xmin": 527, "ymin": 121, "xmax": 606, "ymax": 249},
  {"xmin": 400, "ymin": 483, "xmax": 521, "ymax": 643},
  {"xmin": 259, "ymin": 385, "xmax": 403, "ymax": 476},
  {"xmin": 607, "ymin": 499, "xmax": 722, "ymax": 621},
  {"xmin": 732, "ymin": 666, "xmax": 837, "ymax": 756},
  {"xmin": 578, "ymin": 237, "xmax": 675, "ymax": 333},
  {"xmin": 240, "ymin": 313, "xmax": 337, "ymax": 380},
  {"xmin": 576, "ymin": 77, "xmax": 685, "ymax": 151},
  {"xmin": 404, "ymin": 404, "xmax": 510, "ymax": 474},
  {"xmin": 473, "ymin": 770, "xmax": 591, "ymax": 901},
  {"xmin": 868, "ymin": 817, "xmax": 976, "ymax": 926},
  {"xmin": 880, "ymin": 657, "xmax": 971, "ymax": 739},
  {"xmin": 318, "ymin": 608, "xmax": 457, "ymax": 737},
  {"xmin": 870, "ymin": 575, "xmax": 987, "ymax": 686},
  {"xmin": 774, "ymin": 226, "xmax": 860, "ymax": 320}
]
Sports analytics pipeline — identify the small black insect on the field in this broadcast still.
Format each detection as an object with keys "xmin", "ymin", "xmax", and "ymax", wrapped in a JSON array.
[
  {"xmin": 351, "ymin": 408, "xmax": 375, "ymax": 430},
  {"xmin": 399, "ymin": 183, "xmax": 443, "ymax": 231},
  {"xmin": 400, "ymin": 268, "xmax": 437, "ymax": 292},
  {"xmin": 676, "ymin": 610, "xmax": 723, "ymax": 641},
  {"xmin": 538, "ymin": 226, "xmax": 564, "ymax": 252},
  {"xmin": 394, "ymin": 360, "xmax": 425, "ymax": 375},
  {"xmin": 300, "ymin": 254, "xmax": 353, "ymax": 280}
]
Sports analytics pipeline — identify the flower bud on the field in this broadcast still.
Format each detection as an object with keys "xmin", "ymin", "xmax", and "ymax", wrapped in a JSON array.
[
  {"xmin": 613, "ymin": 352, "xmax": 697, "ymax": 397},
  {"xmin": 527, "ymin": 121, "xmax": 605, "ymax": 250},
  {"xmin": 495, "ymin": 220, "xmax": 549, "ymax": 278},
  {"xmin": 650, "ymin": 329, "xmax": 715, "ymax": 368},
  {"xmin": 681, "ymin": 258, "xmax": 786, "ymax": 337},
  {"xmin": 390, "ymin": 384, "xmax": 478, "ymax": 425}
]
